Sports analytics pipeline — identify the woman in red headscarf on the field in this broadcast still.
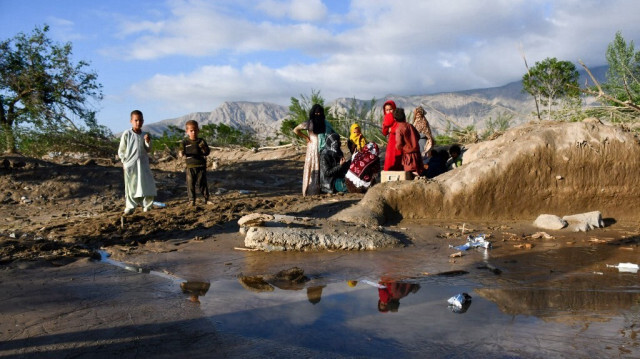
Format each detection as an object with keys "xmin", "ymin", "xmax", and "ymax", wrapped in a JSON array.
[{"xmin": 381, "ymin": 100, "xmax": 402, "ymax": 171}]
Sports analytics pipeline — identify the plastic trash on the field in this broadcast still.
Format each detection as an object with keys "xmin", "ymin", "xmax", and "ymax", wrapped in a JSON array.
[
  {"xmin": 606, "ymin": 262, "xmax": 639, "ymax": 273},
  {"xmin": 449, "ymin": 234, "xmax": 491, "ymax": 251},
  {"xmin": 152, "ymin": 201, "xmax": 166, "ymax": 208},
  {"xmin": 447, "ymin": 293, "xmax": 472, "ymax": 313}
]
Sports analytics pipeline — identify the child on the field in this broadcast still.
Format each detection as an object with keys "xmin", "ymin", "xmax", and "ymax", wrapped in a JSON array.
[
  {"xmin": 347, "ymin": 123, "xmax": 368, "ymax": 156},
  {"xmin": 118, "ymin": 110, "xmax": 157, "ymax": 215},
  {"xmin": 393, "ymin": 108, "xmax": 424, "ymax": 176},
  {"xmin": 179, "ymin": 120, "xmax": 211, "ymax": 206},
  {"xmin": 446, "ymin": 144, "xmax": 463, "ymax": 170}
]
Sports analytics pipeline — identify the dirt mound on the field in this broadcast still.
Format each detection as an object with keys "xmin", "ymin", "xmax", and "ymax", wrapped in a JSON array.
[{"xmin": 334, "ymin": 121, "xmax": 640, "ymax": 225}]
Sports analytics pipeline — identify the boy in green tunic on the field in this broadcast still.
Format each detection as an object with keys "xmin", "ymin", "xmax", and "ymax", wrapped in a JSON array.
[{"xmin": 179, "ymin": 120, "xmax": 211, "ymax": 206}]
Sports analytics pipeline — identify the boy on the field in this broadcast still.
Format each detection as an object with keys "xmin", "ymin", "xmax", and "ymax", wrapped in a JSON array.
[
  {"xmin": 118, "ymin": 110, "xmax": 157, "ymax": 214},
  {"xmin": 179, "ymin": 120, "xmax": 211, "ymax": 206},
  {"xmin": 446, "ymin": 144, "xmax": 463, "ymax": 170}
]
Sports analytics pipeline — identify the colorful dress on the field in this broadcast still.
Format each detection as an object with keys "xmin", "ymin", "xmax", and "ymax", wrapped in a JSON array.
[
  {"xmin": 345, "ymin": 142, "xmax": 380, "ymax": 193},
  {"xmin": 294, "ymin": 122, "xmax": 320, "ymax": 196}
]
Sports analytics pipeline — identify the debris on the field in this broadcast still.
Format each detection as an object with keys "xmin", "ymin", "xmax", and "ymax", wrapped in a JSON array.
[
  {"xmin": 514, "ymin": 243, "xmax": 533, "ymax": 249},
  {"xmin": 447, "ymin": 293, "xmax": 472, "ymax": 313},
  {"xmin": 234, "ymin": 247, "xmax": 259, "ymax": 251},
  {"xmin": 588, "ymin": 238, "xmax": 607, "ymax": 244},
  {"xmin": 152, "ymin": 201, "xmax": 166, "ymax": 208},
  {"xmin": 606, "ymin": 262, "xmax": 639, "ymax": 273},
  {"xmin": 449, "ymin": 251, "xmax": 463, "ymax": 258},
  {"xmin": 449, "ymin": 234, "xmax": 491, "ymax": 251},
  {"xmin": 530, "ymin": 231, "xmax": 554, "ymax": 240}
]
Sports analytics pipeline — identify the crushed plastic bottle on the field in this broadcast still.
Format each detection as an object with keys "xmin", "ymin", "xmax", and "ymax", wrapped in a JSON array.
[
  {"xmin": 606, "ymin": 262, "xmax": 639, "ymax": 273},
  {"xmin": 449, "ymin": 234, "xmax": 491, "ymax": 251},
  {"xmin": 152, "ymin": 201, "xmax": 166, "ymax": 208},
  {"xmin": 447, "ymin": 293, "xmax": 472, "ymax": 313}
]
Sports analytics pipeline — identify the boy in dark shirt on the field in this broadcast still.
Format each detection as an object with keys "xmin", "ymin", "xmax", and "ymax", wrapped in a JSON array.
[{"xmin": 179, "ymin": 120, "xmax": 211, "ymax": 206}]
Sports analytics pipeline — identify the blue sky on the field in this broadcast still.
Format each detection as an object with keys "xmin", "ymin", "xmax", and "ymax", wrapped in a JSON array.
[{"xmin": 2, "ymin": 0, "xmax": 640, "ymax": 133}]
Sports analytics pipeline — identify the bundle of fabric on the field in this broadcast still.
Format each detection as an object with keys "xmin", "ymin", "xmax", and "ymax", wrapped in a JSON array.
[{"xmin": 345, "ymin": 142, "xmax": 380, "ymax": 193}]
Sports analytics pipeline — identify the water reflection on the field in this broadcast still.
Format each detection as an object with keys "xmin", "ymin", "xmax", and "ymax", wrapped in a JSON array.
[
  {"xmin": 238, "ymin": 267, "xmax": 330, "ymax": 305},
  {"xmin": 197, "ymin": 278, "xmax": 639, "ymax": 358},
  {"xmin": 377, "ymin": 281, "xmax": 421, "ymax": 313},
  {"xmin": 180, "ymin": 281, "xmax": 211, "ymax": 303},
  {"xmin": 476, "ymin": 287, "xmax": 640, "ymax": 320}
]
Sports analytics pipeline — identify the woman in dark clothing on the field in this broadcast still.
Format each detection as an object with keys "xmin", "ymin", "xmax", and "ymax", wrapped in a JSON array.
[{"xmin": 319, "ymin": 133, "xmax": 350, "ymax": 194}]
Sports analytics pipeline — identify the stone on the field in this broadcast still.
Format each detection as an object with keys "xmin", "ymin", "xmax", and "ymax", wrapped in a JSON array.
[
  {"xmin": 237, "ymin": 213, "xmax": 274, "ymax": 228},
  {"xmin": 244, "ymin": 225, "xmax": 401, "ymax": 251},
  {"xmin": 533, "ymin": 214, "xmax": 567, "ymax": 230},
  {"xmin": 562, "ymin": 211, "xmax": 604, "ymax": 232}
]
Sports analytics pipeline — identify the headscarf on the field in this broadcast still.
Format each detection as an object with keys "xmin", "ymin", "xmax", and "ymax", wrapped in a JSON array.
[
  {"xmin": 349, "ymin": 123, "xmax": 367, "ymax": 153},
  {"xmin": 324, "ymin": 132, "xmax": 343, "ymax": 158},
  {"xmin": 307, "ymin": 104, "xmax": 326, "ymax": 135},
  {"xmin": 413, "ymin": 106, "xmax": 430, "ymax": 136},
  {"xmin": 383, "ymin": 100, "xmax": 397, "ymax": 112}
]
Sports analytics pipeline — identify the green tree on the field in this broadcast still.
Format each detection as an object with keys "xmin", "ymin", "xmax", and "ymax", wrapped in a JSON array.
[
  {"xmin": 280, "ymin": 89, "xmax": 328, "ymax": 144},
  {"xmin": 0, "ymin": 25, "xmax": 103, "ymax": 153},
  {"xmin": 522, "ymin": 57, "xmax": 580, "ymax": 121},
  {"xmin": 602, "ymin": 31, "xmax": 640, "ymax": 106}
]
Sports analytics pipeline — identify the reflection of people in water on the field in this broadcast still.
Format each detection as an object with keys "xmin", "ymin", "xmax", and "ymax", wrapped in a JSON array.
[
  {"xmin": 377, "ymin": 281, "xmax": 420, "ymax": 313},
  {"xmin": 180, "ymin": 281, "xmax": 211, "ymax": 304},
  {"xmin": 306, "ymin": 285, "xmax": 326, "ymax": 305}
]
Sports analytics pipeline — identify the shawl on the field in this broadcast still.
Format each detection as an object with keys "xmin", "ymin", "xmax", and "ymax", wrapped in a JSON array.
[
  {"xmin": 349, "ymin": 123, "xmax": 367, "ymax": 152},
  {"xmin": 345, "ymin": 142, "xmax": 380, "ymax": 188}
]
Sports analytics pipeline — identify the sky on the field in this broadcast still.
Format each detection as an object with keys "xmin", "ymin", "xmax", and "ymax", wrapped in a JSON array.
[{"xmin": 2, "ymin": 0, "xmax": 640, "ymax": 133}]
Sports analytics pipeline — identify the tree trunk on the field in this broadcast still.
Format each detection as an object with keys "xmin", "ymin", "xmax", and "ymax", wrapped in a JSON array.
[
  {"xmin": 2, "ymin": 123, "xmax": 16, "ymax": 153},
  {"xmin": 0, "ymin": 97, "xmax": 16, "ymax": 153}
]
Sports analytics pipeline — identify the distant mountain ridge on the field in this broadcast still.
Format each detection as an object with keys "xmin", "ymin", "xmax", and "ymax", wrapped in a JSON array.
[{"xmin": 143, "ymin": 66, "xmax": 608, "ymax": 144}]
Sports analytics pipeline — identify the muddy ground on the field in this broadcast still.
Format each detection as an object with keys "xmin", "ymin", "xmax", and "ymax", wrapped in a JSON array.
[{"xmin": 1, "ymin": 143, "xmax": 639, "ymax": 358}]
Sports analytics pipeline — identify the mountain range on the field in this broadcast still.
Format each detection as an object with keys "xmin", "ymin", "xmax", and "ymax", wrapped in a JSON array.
[{"xmin": 143, "ymin": 66, "xmax": 608, "ymax": 144}]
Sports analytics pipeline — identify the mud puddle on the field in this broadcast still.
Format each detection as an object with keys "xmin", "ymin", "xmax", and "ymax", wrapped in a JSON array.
[
  {"xmin": 191, "ymin": 263, "xmax": 639, "ymax": 358},
  {"xmin": 104, "ymin": 241, "xmax": 639, "ymax": 358}
]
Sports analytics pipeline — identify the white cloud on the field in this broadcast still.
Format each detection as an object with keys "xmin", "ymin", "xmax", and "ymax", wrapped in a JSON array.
[
  {"xmin": 256, "ymin": 0, "xmax": 327, "ymax": 21},
  {"xmin": 120, "ymin": 0, "xmax": 640, "ymax": 115}
]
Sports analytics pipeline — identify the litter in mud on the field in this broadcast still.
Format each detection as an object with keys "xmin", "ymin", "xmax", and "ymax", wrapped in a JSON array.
[
  {"xmin": 449, "ymin": 234, "xmax": 491, "ymax": 251},
  {"xmin": 606, "ymin": 262, "xmax": 639, "ymax": 273},
  {"xmin": 447, "ymin": 293, "xmax": 472, "ymax": 313}
]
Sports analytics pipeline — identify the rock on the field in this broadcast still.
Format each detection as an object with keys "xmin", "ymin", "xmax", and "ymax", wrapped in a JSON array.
[
  {"xmin": 533, "ymin": 214, "xmax": 567, "ymax": 230},
  {"xmin": 244, "ymin": 225, "xmax": 402, "ymax": 251},
  {"xmin": 237, "ymin": 213, "xmax": 274, "ymax": 228},
  {"xmin": 562, "ymin": 211, "xmax": 604, "ymax": 232}
]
